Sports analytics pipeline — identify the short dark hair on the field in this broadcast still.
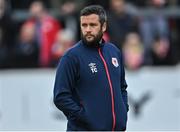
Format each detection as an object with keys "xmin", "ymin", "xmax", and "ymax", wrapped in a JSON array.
[{"xmin": 80, "ymin": 5, "xmax": 107, "ymax": 25}]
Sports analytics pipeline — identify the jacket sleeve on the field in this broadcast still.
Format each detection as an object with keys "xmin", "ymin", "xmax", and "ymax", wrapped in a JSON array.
[
  {"xmin": 120, "ymin": 54, "xmax": 129, "ymax": 112},
  {"xmin": 53, "ymin": 55, "xmax": 83, "ymax": 121}
]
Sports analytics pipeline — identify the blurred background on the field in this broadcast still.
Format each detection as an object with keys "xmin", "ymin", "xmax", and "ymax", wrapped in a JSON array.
[{"xmin": 0, "ymin": 0, "xmax": 180, "ymax": 131}]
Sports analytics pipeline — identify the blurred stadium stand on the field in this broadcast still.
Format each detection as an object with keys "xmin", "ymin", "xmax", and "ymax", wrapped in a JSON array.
[
  {"xmin": 12, "ymin": 7, "xmax": 180, "ymax": 21},
  {"xmin": 0, "ymin": 0, "xmax": 180, "ymax": 69}
]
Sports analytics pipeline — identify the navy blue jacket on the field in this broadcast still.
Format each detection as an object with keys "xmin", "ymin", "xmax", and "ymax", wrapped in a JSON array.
[{"xmin": 53, "ymin": 40, "xmax": 128, "ymax": 131}]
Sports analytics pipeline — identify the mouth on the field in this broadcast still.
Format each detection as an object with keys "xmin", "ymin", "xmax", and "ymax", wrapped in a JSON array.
[
  {"xmin": 86, "ymin": 35, "xmax": 94, "ymax": 39},
  {"xmin": 87, "ymin": 36, "xmax": 93, "ymax": 38}
]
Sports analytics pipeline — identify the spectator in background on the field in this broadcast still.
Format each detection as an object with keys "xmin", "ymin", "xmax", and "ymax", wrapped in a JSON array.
[
  {"xmin": 150, "ymin": 36, "xmax": 172, "ymax": 65},
  {"xmin": 169, "ymin": 15, "xmax": 180, "ymax": 64},
  {"xmin": 166, "ymin": 0, "xmax": 180, "ymax": 64},
  {"xmin": 0, "ymin": 0, "xmax": 15, "ymax": 68},
  {"xmin": 50, "ymin": 0, "xmax": 86, "ymax": 41},
  {"xmin": 107, "ymin": 0, "xmax": 139, "ymax": 49},
  {"xmin": 18, "ymin": 0, "xmax": 61, "ymax": 67},
  {"xmin": 139, "ymin": 0, "xmax": 170, "ymax": 65},
  {"xmin": 59, "ymin": 0, "xmax": 86, "ymax": 41},
  {"xmin": 123, "ymin": 33, "xmax": 144, "ymax": 70},
  {"xmin": 15, "ymin": 17, "xmax": 39, "ymax": 67},
  {"xmin": 59, "ymin": 0, "xmax": 82, "ymax": 41},
  {"xmin": 51, "ymin": 29, "xmax": 75, "ymax": 66}
]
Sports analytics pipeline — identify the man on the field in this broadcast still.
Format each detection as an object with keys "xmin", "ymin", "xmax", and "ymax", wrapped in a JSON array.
[
  {"xmin": 19, "ymin": 0, "xmax": 61, "ymax": 67},
  {"xmin": 53, "ymin": 5, "xmax": 128, "ymax": 131},
  {"xmin": 108, "ymin": 0, "xmax": 138, "ymax": 50}
]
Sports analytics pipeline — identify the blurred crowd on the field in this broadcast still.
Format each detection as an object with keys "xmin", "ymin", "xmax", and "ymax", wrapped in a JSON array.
[{"xmin": 0, "ymin": 0, "xmax": 180, "ymax": 70}]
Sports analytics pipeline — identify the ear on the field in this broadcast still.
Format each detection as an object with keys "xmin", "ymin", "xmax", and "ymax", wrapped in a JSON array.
[{"xmin": 102, "ymin": 22, "xmax": 107, "ymax": 32}]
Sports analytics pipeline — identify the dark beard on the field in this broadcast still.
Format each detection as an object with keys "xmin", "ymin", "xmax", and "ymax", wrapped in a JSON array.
[{"xmin": 81, "ymin": 31, "xmax": 103, "ymax": 47}]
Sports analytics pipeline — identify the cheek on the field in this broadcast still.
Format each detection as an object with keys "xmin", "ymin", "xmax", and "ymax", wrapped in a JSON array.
[
  {"xmin": 94, "ymin": 28, "xmax": 102, "ymax": 35},
  {"xmin": 81, "ymin": 27, "xmax": 86, "ymax": 34},
  {"xmin": 80, "ymin": 30, "xmax": 85, "ymax": 36}
]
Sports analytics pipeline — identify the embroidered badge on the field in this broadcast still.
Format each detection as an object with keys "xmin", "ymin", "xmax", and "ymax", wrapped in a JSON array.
[{"xmin": 112, "ymin": 57, "xmax": 119, "ymax": 67}]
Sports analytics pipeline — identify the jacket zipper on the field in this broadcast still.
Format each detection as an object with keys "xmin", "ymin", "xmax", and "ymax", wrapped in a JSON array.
[{"xmin": 98, "ymin": 48, "xmax": 116, "ymax": 131}]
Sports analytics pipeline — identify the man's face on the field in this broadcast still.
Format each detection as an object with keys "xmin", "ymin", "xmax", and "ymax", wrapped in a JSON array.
[
  {"xmin": 29, "ymin": 1, "xmax": 44, "ymax": 19},
  {"xmin": 80, "ymin": 14, "xmax": 106, "ymax": 45}
]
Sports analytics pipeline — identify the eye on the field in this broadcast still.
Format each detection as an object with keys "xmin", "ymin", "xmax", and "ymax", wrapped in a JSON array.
[
  {"xmin": 90, "ymin": 23, "xmax": 97, "ymax": 27},
  {"xmin": 81, "ymin": 23, "xmax": 87, "ymax": 27}
]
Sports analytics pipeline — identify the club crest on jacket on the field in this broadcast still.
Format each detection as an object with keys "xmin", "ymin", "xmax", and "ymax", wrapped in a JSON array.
[{"xmin": 112, "ymin": 57, "xmax": 119, "ymax": 67}]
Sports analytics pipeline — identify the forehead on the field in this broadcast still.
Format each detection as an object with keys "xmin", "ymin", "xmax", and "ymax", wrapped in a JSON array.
[{"xmin": 80, "ymin": 14, "xmax": 100, "ymax": 23}]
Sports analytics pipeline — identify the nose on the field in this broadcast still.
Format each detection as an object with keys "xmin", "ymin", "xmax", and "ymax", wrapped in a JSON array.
[{"xmin": 85, "ymin": 25, "xmax": 92, "ymax": 33}]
